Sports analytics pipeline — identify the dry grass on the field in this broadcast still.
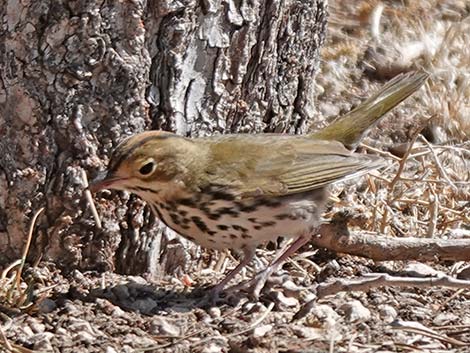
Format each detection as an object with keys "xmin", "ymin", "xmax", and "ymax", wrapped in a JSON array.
[
  {"xmin": 0, "ymin": 208, "xmax": 44, "ymax": 312},
  {"xmin": 317, "ymin": 0, "xmax": 470, "ymax": 242},
  {"xmin": 0, "ymin": 208, "xmax": 54, "ymax": 353},
  {"xmin": 316, "ymin": 0, "xmax": 470, "ymax": 141}
]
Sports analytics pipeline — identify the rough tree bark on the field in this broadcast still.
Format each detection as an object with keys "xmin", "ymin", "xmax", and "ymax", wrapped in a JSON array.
[{"xmin": 0, "ymin": 0, "xmax": 328, "ymax": 276}]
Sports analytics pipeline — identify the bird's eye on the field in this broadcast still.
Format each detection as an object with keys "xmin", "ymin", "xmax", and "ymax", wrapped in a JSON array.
[{"xmin": 139, "ymin": 161, "xmax": 155, "ymax": 176}]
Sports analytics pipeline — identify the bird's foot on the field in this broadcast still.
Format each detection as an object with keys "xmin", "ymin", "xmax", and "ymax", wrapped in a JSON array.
[
  {"xmin": 194, "ymin": 282, "xmax": 241, "ymax": 307},
  {"xmin": 224, "ymin": 267, "xmax": 278, "ymax": 300},
  {"xmin": 249, "ymin": 267, "xmax": 274, "ymax": 300},
  {"xmin": 205, "ymin": 283, "xmax": 226, "ymax": 305}
]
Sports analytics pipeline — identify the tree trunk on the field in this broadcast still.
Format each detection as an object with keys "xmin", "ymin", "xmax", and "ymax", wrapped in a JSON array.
[{"xmin": 0, "ymin": 0, "xmax": 327, "ymax": 276}]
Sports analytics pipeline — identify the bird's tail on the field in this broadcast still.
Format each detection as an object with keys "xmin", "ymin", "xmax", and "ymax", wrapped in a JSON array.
[{"xmin": 311, "ymin": 71, "xmax": 429, "ymax": 149}]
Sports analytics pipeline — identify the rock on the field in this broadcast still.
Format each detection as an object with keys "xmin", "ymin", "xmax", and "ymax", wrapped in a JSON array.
[
  {"xmin": 31, "ymin": 332, "xmax": 54, "ymax": 351},
  {"xmin": 127, "ymin": 276, "xmax": 148, "ymax": 285},
  {"xmin": 208, "ymin": 307, "xmax": 221, "ymax": 318},
  {"xmin": 445, "ymin": 228, "xmax": 470, "ymax": 239},
  {"xmin": 195, "ymin": 334, "xmax": 228, "ymax": 353},
  {"xmin": 243, "ymin": 302, "xmax": 268, "ymax": 315},
  {"xmin": 282, "ymin": 280, "xmax": 304, "ymax": 297},
  {"xmin": 403, "ymin": 263, "xmax": 443, "ymax": 277},
  {"xmin": 72, "ymin": 270, "xmax": 86, "ymax": 282},
  {"xmin": 272, "ymin": 290, "xmax": 299, "ymax": 307},
  {"xmin": 433, "ymin": 312, "xmax": 459, "ymax": 326},
  {"xmin": 341, "ymin": 300, "xmax": 371, "ymax": 322},
  {"xmin": 74, "ymin": 331, "xmax": 95, "ymax": 344},
  {"xmin": 201, "ymin": 342, "xmax": 225, "ymax": 353},
  {"xmin": 378, "ymin": 304, "xmax": 398, "ymax": 323},
  {"xmin": 302, "ymin": 292, "xmax": 317, "ymax": 304},
  {"xmin": 305, "ymin": 304, "xmax": 339, "ymax": 328},
  {"xmin": 149, "ymin": 317, "xmax": 180, "ymax": 336},
  {"xmin": 27, "ymin": 317, "xmax": 45, "ymax": 333},
  {"xmin": 37, "ymin": 298, "xmax": 57, "ymax": 313},
  {"xmin": 292, "ymin": 325, "xmax": 324, "ymax": 340},
  {"xmin": 123, "ymin": 334, "xmax": 157, "ymax": 349},
  {"xmin": 21, "ymin": 325, "xmax": 34, "ymax": 337},
  {"xmin": 252, "ymin": 324, "xmax": 273, "ymax": 338},
  {"xmin": 63, "ymin": 300, "xmax": 81, "ymax": 316},
  {"xmin": 243, "ymin": 302, "xmax": 256, "ymax": 312},
  {"xmin": 112, "ymin": 305, "xmax": 127, "ymax": 317}
]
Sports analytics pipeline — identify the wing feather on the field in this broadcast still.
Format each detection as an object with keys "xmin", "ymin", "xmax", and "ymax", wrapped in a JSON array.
[{"xmin": 200, "ymin": 134, "xmax": 385, "ymax": 198}]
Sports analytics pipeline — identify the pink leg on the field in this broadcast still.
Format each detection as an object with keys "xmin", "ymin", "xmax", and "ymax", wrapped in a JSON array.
[
  {"xmin": 269, "ymin": 235, "xmax": 311, "ymax": 268},
  {"xmin": 210, "ymin": 247, "xmax": 256, "ymax": 298},
  {"xmin": 250, "ymin": 234, "xmax": 311, "ymax": 298}
]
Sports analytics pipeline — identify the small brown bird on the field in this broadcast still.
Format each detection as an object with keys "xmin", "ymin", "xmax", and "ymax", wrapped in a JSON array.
[{"xmin": 91, "ymin": 72, "xmax": 428, "ymax": 297}]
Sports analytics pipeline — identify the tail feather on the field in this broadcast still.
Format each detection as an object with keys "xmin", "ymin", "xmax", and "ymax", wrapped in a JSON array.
[{"xmin": 311, "ymin": 71, "xmax": 429, "ymax": 149}]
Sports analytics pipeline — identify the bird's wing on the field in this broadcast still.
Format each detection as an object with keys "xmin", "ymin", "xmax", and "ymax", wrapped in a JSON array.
[{"xmin": 199, "ymin": 134, "xmax": 385, "ymax": 198}]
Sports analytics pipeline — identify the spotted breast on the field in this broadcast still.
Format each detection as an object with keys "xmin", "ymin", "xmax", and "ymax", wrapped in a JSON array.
[{"xmin": 136, "ymin": 187, "xmax": 327, "ymax": 251}]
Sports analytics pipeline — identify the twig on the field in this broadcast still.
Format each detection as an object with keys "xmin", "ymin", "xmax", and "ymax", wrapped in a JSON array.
[
  {"xmin": 317, "ymin": 273, "xmax": 470, "ymax": 299},
  {"xmin": 311, "ymin": 223, "xmax": 470, "ymax": 262},
  {"xmin": 419, "ymin": 135, "xmax": 458, "ymax": 190},
  {"xmin": 370, "ymin": 2, "xmax": 385, "ymax": 41},
  {"xmin": 398, "ymin": 178, "xmax": 470, "ymax": 185},
  {"xmin": 296, "ymin": 274, "xmax": 470, "ymax": 320},
  {"xmin": 0, "ymin": 324, "xmax": 13, "ymax": 351},
  {"xmin": 380, "ymin": 132, "xmax": 420, "ymax": 233},
  {"xmin": 81, "ymin": 170, "xmax": 102, "ymax": 229},
  {"xmin": 1, "ymin": 260, "xmax": 21, "ymax": 280},
  {"xmin": 396, "ymin": 198, "xmax": 469, "ymax": 221},
  {"xmin": 427, "ymin": 186, "xmax": 439, "ymax": 237},
  {"xmin": 15, "ymin": 207, "xmax": 44, "ymax": 291},
  {"xmin": 390, "ymin": 320, "xmax": 468, "ymax": 347},
  {"xmin": 329, "ymin": 335, "xmax": 335, "ymax": 353},
  {"xmin": 360, "ymin": 143, "xmax": 401, "ymax": 162},
  {"xmin": 214, "ymin": 250, "xmax": 229, "ymax": 273},
  {"xmin": 435, "ymin": 288, "xmax": 465, "ymax": 313}
]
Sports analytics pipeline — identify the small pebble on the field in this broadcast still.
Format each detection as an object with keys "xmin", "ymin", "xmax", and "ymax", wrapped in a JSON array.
[
  {"xmin": 378, "ymin": 304, "xmax": 398, "ymax": 323},
  {"xmin": 27, "ymin": 317, "xmax": 45, "ymax": 333},
  {"xmin": 253, "ymin": 324, "xmax": 273, "ymax": 338},
  {"xmin": 127, "ymin": 276, "xmax": 148, "ymax": 285},
  {"xmin": 292, "ymin": 325, "xmax": 324, "ymax": 340},
  {"xmin": 272, "ymin": 291, "xmax": 299, "ymax": 307},
  {"xmin": 75, "ymin": 331, "xmax": 95, "ymax": 344},
  {"xmin": 149, "ymin": 317, "xmax": 180, "ymax": 336},
  {"xmin": 37, "ymin": 298, "xmax": 57, "ymax": 313},
  {"xmin": 208, "ymin": 306, "xmax": 221, "ymax": 318},
  {"xmin": 305, "ymin": 304, "xmax": 339, "ymax": 328},
  {"xmin": 32, "ymin": 332, "xmax": 54, "ymax": 351},
  {"xmin": 433, "ymin": 312, "xmax": 459, "ymax": 326},
  {"xmin": 341, "ymin": 300, "xmax": 371, "ymax": 322},
  {"xmin": 403, "ymin": 263, "xmax": 442, "ymax": 277}
]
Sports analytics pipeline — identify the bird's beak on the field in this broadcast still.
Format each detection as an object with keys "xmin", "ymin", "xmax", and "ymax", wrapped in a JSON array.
[{"xmin": 88, "ymin": 171, "xmax": 124, "ymax": 193}]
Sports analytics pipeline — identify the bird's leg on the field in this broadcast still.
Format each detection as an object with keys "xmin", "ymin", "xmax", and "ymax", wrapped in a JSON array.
[
  {"xmin": 249, "ymin": 234, "xmax": 311, "ymax": 299},
  {"xmin": 208, "ymin": 247, "xmax": 256, "ymax": 300}
]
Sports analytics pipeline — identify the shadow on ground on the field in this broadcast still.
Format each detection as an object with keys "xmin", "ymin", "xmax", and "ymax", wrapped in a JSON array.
[{"xmin": 56, "ymin": 280, "xmax": 246, "ymax": 315}]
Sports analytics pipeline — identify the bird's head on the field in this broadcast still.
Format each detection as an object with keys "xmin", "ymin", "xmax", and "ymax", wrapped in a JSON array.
[{"xmin": 90, "ymin": 131, "xmax": 195, "ymax": 195}]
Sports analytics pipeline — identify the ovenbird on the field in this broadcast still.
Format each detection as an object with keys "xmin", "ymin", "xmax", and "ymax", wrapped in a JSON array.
[{"xmin": 91, "ymin": 71, "xmax": 428, "ymax": 296}]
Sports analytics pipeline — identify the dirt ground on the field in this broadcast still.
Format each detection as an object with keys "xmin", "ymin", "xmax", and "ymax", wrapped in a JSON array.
[{"xmin": 2, "ymin": 1, "xmax": 470, "ymax": 352}]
